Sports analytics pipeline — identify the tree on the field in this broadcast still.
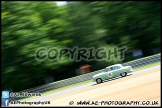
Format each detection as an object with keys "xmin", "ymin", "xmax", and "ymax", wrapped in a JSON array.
[{"xmin": 2, "ymin": 1, "xmax": 72, "ymax": 91}]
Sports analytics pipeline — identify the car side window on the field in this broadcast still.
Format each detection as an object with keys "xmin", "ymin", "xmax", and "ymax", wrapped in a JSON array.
[
  {"xmin": 105, "ymin": 68, "xmax": 111, "ymax": 72},
  {"xmin": 109, "ymin": 67, "xmax": 114, "ymax": 71},
  {"xmin": 105, "ymin": 68, "xmax": 108, "ymax": 72},
  {"xmin": 114, "ymin": 66, "xmax": 121, "ymax": 70},
  {"xmin": 105, "ymin": 66, "xmax": 117, "ymax": 72}
]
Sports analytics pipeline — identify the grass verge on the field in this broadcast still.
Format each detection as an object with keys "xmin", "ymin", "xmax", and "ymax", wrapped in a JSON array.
[{"xmin": 133, "ymin": 62, "xmax": 160, "ymax": 71}]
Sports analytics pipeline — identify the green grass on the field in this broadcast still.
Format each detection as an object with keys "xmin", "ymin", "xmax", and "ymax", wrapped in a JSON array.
[
  {"xmin": 124, "ymin": 53, "xmax": 160, "ymax": 65},
  {"xmin": 132, "ymin": 61, "xmax": 160, "ymax": 71},
  {"xmin": 19, "ymin": 80, "xmax": 92, "ymax": 101},
  {"xmin": 19, "ymin": 61, "xmax": 160, "ymax": 101}
]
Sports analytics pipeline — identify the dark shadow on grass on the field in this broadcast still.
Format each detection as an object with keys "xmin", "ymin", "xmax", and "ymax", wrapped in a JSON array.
[{"xmin": 91, "ymin": 74, "xmax": 133, "ymax": 86}]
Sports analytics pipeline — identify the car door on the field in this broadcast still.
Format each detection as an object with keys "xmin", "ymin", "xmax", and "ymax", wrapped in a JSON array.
[
  {"xmin": 110, "ymin": 66, "xmax": 119, "ymax": 77},
  {"xmin": 103, "ymin": 68, "xmax": 110, "ymax": 80},
  {"xmin": 113, "ymin": 65, "xmax": 122, "ymax": 76},
  {"xmin": 106, "ymin": 66, "xmax": 116, "ymax": 79}
]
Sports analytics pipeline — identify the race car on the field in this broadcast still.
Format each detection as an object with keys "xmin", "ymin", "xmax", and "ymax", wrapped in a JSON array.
[{"xmin": 92, "ymin": 64, "xmax": 133, "ymax": 84}]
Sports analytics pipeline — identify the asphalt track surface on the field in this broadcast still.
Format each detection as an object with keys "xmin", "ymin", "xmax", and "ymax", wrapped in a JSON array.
[{"xmin": 10, "ymin": 65, "xmax": 161, "ymax": 106}]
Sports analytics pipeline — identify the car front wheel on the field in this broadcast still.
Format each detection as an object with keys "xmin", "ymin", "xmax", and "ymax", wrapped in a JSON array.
[
  {"xmin": 96, "ymin": 78, "xmax": 102, "ymax": 84},
  {"xmin": 120, "ymin": 72, "xmax": 127, "ymax": 77}
]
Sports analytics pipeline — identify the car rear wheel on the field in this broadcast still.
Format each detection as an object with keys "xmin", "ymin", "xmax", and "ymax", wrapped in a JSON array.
[
  {"xmin": 96, "ymin": 78, "xmax": 102, "ymax": 84},
  {"xmin": 121, "ymin": 72, "xmax": 127, "ymax": 77}
]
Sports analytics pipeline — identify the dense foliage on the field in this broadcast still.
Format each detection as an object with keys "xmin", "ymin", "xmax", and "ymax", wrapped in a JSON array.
[{"xmin": 2, "ymin": 1, "xmax": 160, "ymax": 91}]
